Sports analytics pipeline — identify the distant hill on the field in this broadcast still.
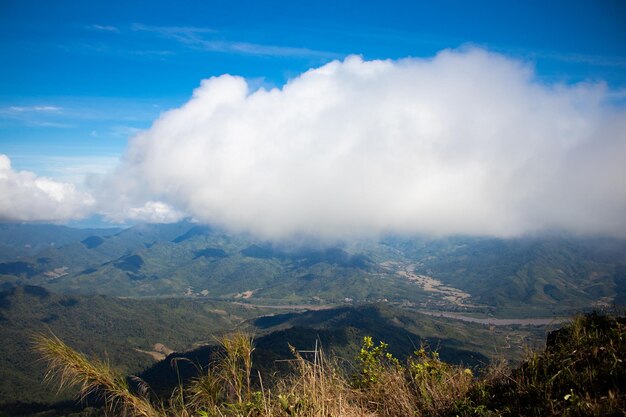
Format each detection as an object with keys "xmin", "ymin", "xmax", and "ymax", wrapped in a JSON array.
[
  {"xmin": 0, "ymin": 222, "xmax": 625, "ymax": 316},
  {"xmin": 388, "ymin": 235, "xmax": 626, "ymax": 316},
  {"xmin": 0, "ymin": 223, "xmax": 121, "ymax": 262}
]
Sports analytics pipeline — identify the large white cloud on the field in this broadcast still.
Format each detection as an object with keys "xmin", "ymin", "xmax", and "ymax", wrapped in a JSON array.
[
  {"xmin": 100, "ymin": 48, "xmax": 626, "ymax": 240},
  {"xmin": 20, "ymin": 47, "xmax": 626, "ymax": 239},
  {"xmin": 0, "ymin": 155, "xmax": 95, "ymax": 222}
]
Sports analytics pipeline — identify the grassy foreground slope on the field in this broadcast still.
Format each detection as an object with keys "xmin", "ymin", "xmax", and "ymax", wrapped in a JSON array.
[
  {"xmin": 139, "ymin": 303, "xmax": 509, "ymax": 396},
  {"xmin": 0, "ymin": 285, "xmax": 549, "ymax": 413},
  {"xmin": 27, "ymin": 311, "xmax": 626, "ymax": 417},
  {"xmin": 0, "ymin": 285, "xmax": 261, "ymax": 404}
]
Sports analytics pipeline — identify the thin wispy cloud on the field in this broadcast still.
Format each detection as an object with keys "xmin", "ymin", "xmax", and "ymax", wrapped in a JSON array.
[
  {"xmin": 132, "ymin": 23, "xmax": 341, "ymax": 59},
  {"xmin": 472, "ymin": 42, "xmax": 626, "ymax": 71},
  {"xmin": 29, "ymin": 121, "xmax": 74, "ymax": 128},
  {"xmin": 0, "ymin": 105, "xmax": 69, "ymax": 127},
  {"xmin": 514, "ymin": 48, "xmax": 626, "ymax": 69},
  {"xmin": 6, "ymin": 105, "xmax": 62, "ymax": 113},
  {"xmin": 308, "ymin": 24, "xmax": 626, "ymax": 70},
  {"xmin": 7, "ymin": 154, "xmax": 120, "ymax": 184},
  {"xmin": 1, "ymin": 97, "xmax": 168, "ymax": 126},
  {"xmin": 60, "ymin": 40, "xmax": 175, "ymax": 61},
  {"xmin": 109, "ymin": 125, "xmax": 145, "ymax": 138},
  {"xmin": 85, "ymin": 24, "xmax": 120, "ymax": 33},
  {"xmin": 127, "ymin": 49, "xmax": 175, "ymax": 58},
  {"xmin": 132, "ymin": 24, "xmax": 216, "ymax": 36}
]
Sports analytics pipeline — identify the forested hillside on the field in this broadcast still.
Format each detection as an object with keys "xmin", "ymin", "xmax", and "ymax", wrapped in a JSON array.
[{"xmin": 1, "ymin": 223, "xmax": 625, "ymax": 316}]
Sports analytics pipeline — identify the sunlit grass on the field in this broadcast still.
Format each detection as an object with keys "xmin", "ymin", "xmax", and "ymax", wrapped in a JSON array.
[{"xmin": 34, "ymin": 312, "xmax": 626, "ymax": 417}]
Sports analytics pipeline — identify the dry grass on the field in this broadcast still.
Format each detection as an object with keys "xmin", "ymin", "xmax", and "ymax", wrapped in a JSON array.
[
  {"xmin": 32, "ymin": 332, "xmax": 475, "ymax": 417},
  {"xmin": 275, "ymin": 344, "xmax": 372, "ymax": 417},
  {"xmin": 33, "ymin": 313, "xmax": 626, "ymax": 417},
  {"xmin": 33, "ymin": 333, "xmax": 163, "ymax": 417},
  {"xmin": 217, "ymin": 331, "xmax": 254, "ymax": 404}
]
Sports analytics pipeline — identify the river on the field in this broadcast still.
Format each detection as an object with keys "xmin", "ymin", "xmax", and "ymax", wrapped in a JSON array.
[{"xmin": 419, "ymin": 310, "xmax": 569, "ymax": 326}]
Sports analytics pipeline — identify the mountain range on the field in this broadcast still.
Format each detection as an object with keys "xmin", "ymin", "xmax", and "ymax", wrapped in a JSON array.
[
  {"xmin": 1, "ymin": 221, "xmax": 624, "ymax": 415},
  {"xmin": 1, "ymin": 222, "xmax": 625, "ymax": 316}
]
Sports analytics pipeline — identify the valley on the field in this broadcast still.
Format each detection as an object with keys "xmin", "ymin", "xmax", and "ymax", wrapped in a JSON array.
[
  {"xmin": 0, "ymin": 222, "xmax": 625, "ymax": 414},
  {"xmin": 2, "ymin": 222, "xmax": 624, "ymax": 317},
  {"xmin": 382, "ymin": 260, "xmax": 478, "ymax": 308}
]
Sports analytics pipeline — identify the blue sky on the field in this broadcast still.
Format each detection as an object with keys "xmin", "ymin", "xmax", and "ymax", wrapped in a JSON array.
[{"xmin": 1, "ymin": 1, "xmax": 626, "ymax": 234}]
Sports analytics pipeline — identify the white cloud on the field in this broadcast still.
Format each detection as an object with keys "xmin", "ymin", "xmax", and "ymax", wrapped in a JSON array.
[
  {"xmin": 5, "ymin": 105, "xmax": 62, "ymax": 113},
  {"xmin": 132, "ymin": 23, "xmax": 340, "ymax": 59},
  {"xmin": 123, "ymin": 201, "xmax": 185, "ymax": 224},
  {"xmin": 97, "ymin": 48, "xmax": 626, "ymax": 240},
  {"xmin": 0, "ymin": 155, "xmax": 95, "ymax": 222},
  {"xmin": 19, "ymin": 155, "xmax": 121, "ymax": 185},
  {"xmin": 4, "ymin": 48, "xmax": 625, "ymax": 238},
  {"xmin": 86, "ymin": 24, "xmax": 119, "ymax": 33},
  {"xmin": 110, "ymin": 125, "xmax": 145, "ymax": 138},
  {"xmin": 0, "ymin": 105, "xmax": 68, "ymax": 128}
]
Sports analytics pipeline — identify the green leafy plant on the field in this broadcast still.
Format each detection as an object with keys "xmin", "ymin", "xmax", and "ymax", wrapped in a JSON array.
[{"xmin": 354, "ymin": 336, "xmax": 400, "ymax": 387}]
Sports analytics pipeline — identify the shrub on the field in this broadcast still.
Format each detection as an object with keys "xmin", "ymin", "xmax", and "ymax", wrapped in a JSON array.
[{"xmin": 33, "ymin": 312, "xmax": 626, "ymax": 417}]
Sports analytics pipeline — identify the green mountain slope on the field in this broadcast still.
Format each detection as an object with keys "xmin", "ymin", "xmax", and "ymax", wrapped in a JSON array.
[
  {"xmin": 388, "ymin": 236, "xmax": 626, "ymax": 315},
  {"xmin": 0, "ymin": 285, "xmax": 262, "ymax": 404},
  {"xmin": 1, "ymin": 223, "xmax": 625, "ymax": 315},
  {"xmin": 0, "ymin": 284, "xmax": 549, "ymax": 408},
  {"xmin": 139, "ymin": 303, "xmax": 547, "ymax": 397},
  {"xmin": 0, "ymin": 224, "xmax": 122, "ymax": 261}
]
